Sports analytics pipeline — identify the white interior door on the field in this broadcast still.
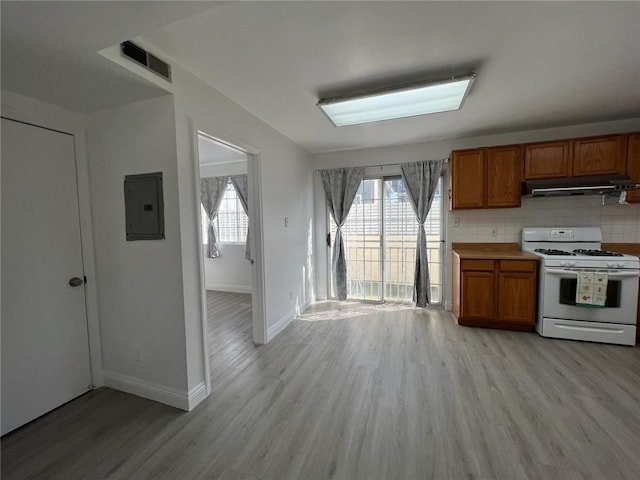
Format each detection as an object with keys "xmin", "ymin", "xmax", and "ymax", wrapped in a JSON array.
[{"xmin": 1, "ymin": 118, "xmax": 91, "ymax": 435}]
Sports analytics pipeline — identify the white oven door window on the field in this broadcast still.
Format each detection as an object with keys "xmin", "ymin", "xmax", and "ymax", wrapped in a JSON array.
[{"xmin": 543, "ymin": 269, "xmax": 639, "ymax": 325}]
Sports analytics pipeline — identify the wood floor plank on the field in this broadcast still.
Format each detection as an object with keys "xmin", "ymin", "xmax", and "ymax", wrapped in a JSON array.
[{"xmin": 2, "ymin": 292, "xmax": 640, "ymax": 479}]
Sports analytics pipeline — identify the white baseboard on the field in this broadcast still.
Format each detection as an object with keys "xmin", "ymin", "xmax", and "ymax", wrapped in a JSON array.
[
  {"xmin": 103, "ymin": 371, "xmax": 206, "ymax": 411},
  {"xmin": 206, "ymin": 282, "xmax": 252, "ymax": 294},
  {"xmin": 187, "ymin": 382, "xmax": 208, "ymax": 410},
  {"xmin": 266, "ymin": 309, "xmax": 295, "ymax": 343},
  {"xmin": 266, "ymin": 297, "xmax": 310, "ymax": 342}
]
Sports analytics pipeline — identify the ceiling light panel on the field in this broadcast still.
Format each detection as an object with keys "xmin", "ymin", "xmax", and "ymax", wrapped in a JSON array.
[{"xmin": 318, "ymin": 74, "xmax": 475, "ymax": 127}]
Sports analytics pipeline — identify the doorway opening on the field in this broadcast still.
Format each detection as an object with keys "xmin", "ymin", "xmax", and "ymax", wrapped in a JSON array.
[
  {"xmin": 328, "ymin": 175, "xmax": 444, "ymax": 305},
  {"xmin": 194, "ymin": 129, "xmax": 266, "ymax": 391},
  {"xmin": 198, "ymin": 136, "xmax": 251, "ymax": 297}
]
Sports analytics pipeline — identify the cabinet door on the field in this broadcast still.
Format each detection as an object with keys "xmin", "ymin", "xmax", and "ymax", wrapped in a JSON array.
[
  {"xmin": 572, "ymin": 135, "xmax": 626, "ymax": 176},
  {"xmin": 524, "ymin": 140, "xmax": 571, "ymax": 179},
  {"xmin": 626, "ymin": 133, "xmax": 640, "ymax": 204},
  {"xmin": 498, "ymin": 272, "xmax": 536, "ymax": 324},
  {"xmin": 451, "ymin": 149, "xmax": 485, "ymax": 209},
  {"xmin": 461, "ymin": 270, "xmax": 495, "ymax": 320},
  {"xmin": 486, "ymin": 146, "xmax": 522, "ymax": 208}
]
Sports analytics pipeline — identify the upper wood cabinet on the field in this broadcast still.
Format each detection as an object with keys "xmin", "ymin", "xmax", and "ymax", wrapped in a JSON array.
[
  {"xmin": 486, "ymin": 146, "xmax": 523, "ymax": 207},
  {"xmin": 450, "ymin": 131, "xmax": 638, "ymax": 206},
  {"xmin": 525, "ymin": 135, "xmax": 627, "ymax": 180},
  {"xmin": 450, "ymin": 145, "xmax": 522, "ymax": 210},
  {"xmin": 450, "ymin": 148, "xmax": 485, "ymax": 209},
  {"xmin": 626, "ymin": 133, "xmax": 640, "ymax": 204},
  {"xmin": 524, "ymin": 140, "xmax": 571, "ymax": 179},
  {"xmin": 572, "ymin": 134, "xmax": 626, "ymax": 176}
]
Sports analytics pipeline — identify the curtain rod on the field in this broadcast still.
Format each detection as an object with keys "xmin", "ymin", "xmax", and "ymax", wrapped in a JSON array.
[{"xmin": 314, "ymin": 158, "xmax": 448, "ymax": 173}]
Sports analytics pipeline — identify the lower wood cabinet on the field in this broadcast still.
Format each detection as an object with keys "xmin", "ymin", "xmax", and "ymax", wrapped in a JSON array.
[
  {"xmin": 461, "ymin": 270, "xmax": 495, "ymax": 320},
  {"xmin": 498, "ymin": 271, "xmax": 536, "ymax": 324},
  {"xmin": 453, "ymin": 256, "xmax": 537, "ymax": 331}
]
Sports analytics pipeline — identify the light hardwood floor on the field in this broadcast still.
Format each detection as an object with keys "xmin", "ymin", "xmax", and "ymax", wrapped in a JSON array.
[{"xmin": 2, "ymin": 292, "xmax": 640, "ymax": 479}]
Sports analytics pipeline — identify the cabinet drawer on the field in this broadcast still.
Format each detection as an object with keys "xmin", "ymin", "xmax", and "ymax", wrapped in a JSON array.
[
  {"xmin": 499, "ymin": 260, "xmax": 536, "ymax": 272},
  {"xmin": 461, "ymin": 259, "xmax": 495, "ymax": 271}
]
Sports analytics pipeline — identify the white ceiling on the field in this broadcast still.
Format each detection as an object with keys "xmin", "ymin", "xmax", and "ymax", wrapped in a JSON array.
[
  {"xmin": 3, "ymin": 1, "xmax": 640, "ymax": 154},
  {"xmin": 0, "ymin": 1, "xmax": 221, "ymax": 112}
]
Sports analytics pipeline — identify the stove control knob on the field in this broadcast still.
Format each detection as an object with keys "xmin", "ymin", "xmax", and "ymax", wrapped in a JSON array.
[
  {"xmin": 607, "ymin": 262, "xmax": 615, "ymax": 268},
  {"xmin": 617, "ymin": 262, "xmax": 625, "ymax": 268},
  {"xmin": 568, "ymin": 261, "xmax": 576, "ymax": 267}
]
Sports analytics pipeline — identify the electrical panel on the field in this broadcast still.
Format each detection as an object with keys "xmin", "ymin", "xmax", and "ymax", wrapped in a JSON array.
[{"xmin": 124, "ymin": 172, "xmax": 165, "ymax": 241}]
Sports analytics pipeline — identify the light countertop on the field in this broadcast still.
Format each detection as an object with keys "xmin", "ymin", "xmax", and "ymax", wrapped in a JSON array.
[{"xmin": 452, "ymin": 242, "xmax": 539, "ymax": 261}]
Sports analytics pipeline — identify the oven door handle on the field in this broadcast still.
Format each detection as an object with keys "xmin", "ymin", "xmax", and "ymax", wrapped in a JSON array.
[{"xmin": 545, "ymin": 268, "xmax": 640, "ymax": 277}]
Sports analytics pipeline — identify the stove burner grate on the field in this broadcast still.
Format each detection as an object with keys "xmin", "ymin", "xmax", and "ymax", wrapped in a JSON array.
[
  {"xmin": 573, "ymin": 249, "xmax": 624, "ymax": 257},
  {"xmin": 534, "ymin": 249, "xmax": 575, "ymax": 256}
]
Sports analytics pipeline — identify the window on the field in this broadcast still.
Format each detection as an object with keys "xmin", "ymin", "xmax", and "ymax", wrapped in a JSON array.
[{"xmin": 201, "ymin": 180, "xmax": 248, "ymax": 244}]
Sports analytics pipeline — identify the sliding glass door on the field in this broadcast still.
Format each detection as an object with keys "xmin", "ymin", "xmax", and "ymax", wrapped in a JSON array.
[
  {"xmin": 329, "ymin": 176, "xmax": 444, "ymax": 304},
  {"xmin": 329, "ymin": 179, "xmax": 383, "ymax": 301},
  {"xmin": 383, "ymin": 178, "xmax": 418, "ymax": 302}
]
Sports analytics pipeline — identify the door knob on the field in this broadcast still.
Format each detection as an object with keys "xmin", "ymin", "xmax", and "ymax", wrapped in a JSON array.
[{"xmin": 69, "ymin": 277, "xmax": 84, "ymax": 287}]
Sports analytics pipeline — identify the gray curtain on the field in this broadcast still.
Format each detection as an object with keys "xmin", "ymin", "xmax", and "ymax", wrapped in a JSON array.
[
  {"xmin": 230, "ymin": 174, "xmax": 251, "ymax": 261},
  {"xmin": 200, "ymin": 176, "xmax": 229, "ymax": 258},
  {"xmin": 400, "ymin": 160, "xmax": 444, "ymax": 307},
  {"xmin": 320, "ymin": 167, "xmax": 365, "ymax": 300}
]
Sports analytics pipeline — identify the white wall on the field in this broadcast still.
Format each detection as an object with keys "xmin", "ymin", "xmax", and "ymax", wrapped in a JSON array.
[
  {"xmin": 86, "ymin": 95, "xmax": 197, "ymax": 408},
  {"xmin": 204, "ymin": 244, "xmax": 252, "ymax": 293},
  {"xmin": 312, "ymin": 117, "xmax": 640, "ymax": 307},
  {"xmin": 200, "ymin": 161, "xmax": 252, "ymax": 293},
  {"xmin": 169, "ymin": 60, "xmax": 314, "ymax": 390}
]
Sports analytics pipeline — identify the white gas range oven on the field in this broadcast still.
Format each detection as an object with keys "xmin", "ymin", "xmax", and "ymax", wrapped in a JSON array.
[{"xmin": 522, "ymin": 227, "xmax": 639, "ymax": 346}]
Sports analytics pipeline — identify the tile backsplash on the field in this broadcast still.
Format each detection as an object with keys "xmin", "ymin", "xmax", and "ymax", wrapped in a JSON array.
[{"xmin": 448, "ymin": 196, "xmax": 640, "ymax": 244}]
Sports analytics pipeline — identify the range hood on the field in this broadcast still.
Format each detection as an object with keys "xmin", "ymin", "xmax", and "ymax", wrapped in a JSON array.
[{"xmin": 522, "ymin": 175, "xmax": 640, "ymax": 197}]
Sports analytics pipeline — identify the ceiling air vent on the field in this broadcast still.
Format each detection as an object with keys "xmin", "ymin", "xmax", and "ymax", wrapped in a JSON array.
[{"xmin": 120, "ymin": 41, "xmax": 171, "ymax": 82}]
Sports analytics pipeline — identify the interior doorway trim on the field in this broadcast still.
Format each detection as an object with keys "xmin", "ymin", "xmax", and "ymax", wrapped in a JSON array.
[{"xmin": 190, "ymin": 122, "xmax": 267, "ymax": 395}]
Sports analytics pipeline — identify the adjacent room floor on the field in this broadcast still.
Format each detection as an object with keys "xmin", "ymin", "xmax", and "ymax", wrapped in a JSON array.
[{"xmin": 2, "ymin": 293, "xmax": 640, "ymax": 479}]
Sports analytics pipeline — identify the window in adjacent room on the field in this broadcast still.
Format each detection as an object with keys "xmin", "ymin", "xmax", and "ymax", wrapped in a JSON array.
[{"xmin": 201, "ymin": 179, "xmax": 248, "ymax": 244}]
